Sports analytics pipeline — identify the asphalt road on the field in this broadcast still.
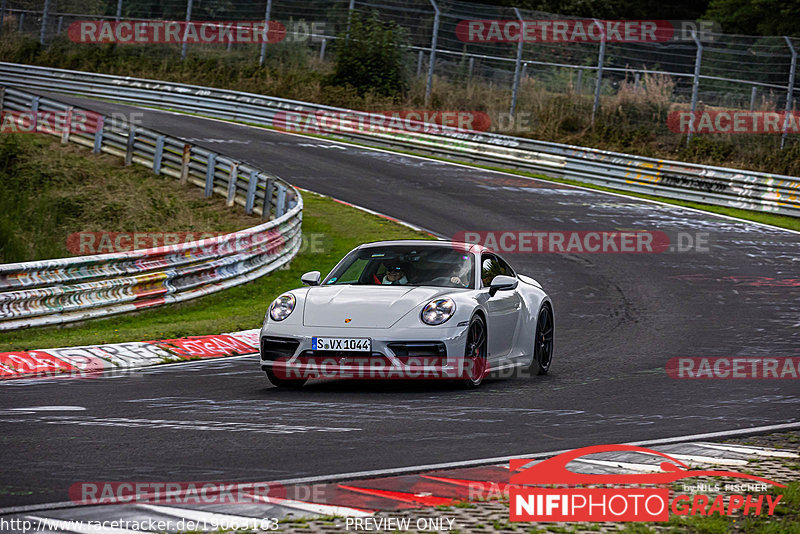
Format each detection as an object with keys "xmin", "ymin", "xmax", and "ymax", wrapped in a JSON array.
[{"xmin": 1, "ymin": 95, "xmax": 798, "ymax": 508}]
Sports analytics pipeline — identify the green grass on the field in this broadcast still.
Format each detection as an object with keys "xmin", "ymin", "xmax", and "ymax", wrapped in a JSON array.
[
  {"xmin": 0, "ymin": 134, "xmax": 260, "ymax": 262},
  {"xmin": 0, "ymin": 189, "xmax": 432, "ymax": 351}
]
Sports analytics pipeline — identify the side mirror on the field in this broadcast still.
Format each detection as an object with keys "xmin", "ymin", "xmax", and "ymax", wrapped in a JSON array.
[
  {"xmin": 489, "ymin": 275, "xmax": 518, "ymax": 297},
  {"xmin": 301, "ymin": 271, "xmax": 321, "ymax": 286}
]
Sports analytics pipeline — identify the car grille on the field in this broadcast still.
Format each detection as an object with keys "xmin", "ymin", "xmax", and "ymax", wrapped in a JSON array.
[
  {"xmin": 297, "ymin": 350, "xmax": 390, "ymax": 365},
  {"xmin": 260, "ymin": 336, "xmax": 300, "ymax": 361}
]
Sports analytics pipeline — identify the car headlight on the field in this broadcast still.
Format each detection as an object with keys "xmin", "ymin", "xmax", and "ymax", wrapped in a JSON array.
[
  {"xmin": 421, "ymin": 298, "xmax": 456, "ymax": 325},
  {"xmin": 269, "ymin": 294, "xmax": 296, "ymax": 321}
]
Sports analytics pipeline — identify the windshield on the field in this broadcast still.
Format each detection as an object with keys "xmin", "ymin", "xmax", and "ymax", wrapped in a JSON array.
[{"xmin": 323, "ymin": 245, "xmax": 475, "ymax": 289}]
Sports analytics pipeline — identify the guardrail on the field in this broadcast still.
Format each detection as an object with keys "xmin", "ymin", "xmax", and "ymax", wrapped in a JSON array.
[
  {"xmin": 0, "ymin": 61, "xmax": 798, "ymax": 217},
  {"xmin": 0, "ymin": 85, "xmax": 303, "ymax": 331}
]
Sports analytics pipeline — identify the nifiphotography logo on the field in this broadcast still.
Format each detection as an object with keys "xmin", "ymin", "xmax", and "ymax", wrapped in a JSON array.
[{"xmin": 509, "ymin": 444, "xmax": 785, "ymax": 523}]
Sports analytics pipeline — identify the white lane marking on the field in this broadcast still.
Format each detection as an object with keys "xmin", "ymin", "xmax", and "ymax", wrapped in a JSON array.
[
  {"xmin": 151, "ymin": 107, "xmax": 800, "ymax": 236},
  {"xmin": 571, "ymin": 458, "xmax": 668, "ymax": 472},
  {"xmin": 694, "ymin": 442, "xmax": 800, "ymax": 459},
  {"xmin": 9, "ymin": 406, "xmax": 86, "ymax": 411},
  {"xmin": 25, "ymin": 515, "xmax": 153, "ymax": 534},
  {"xmin": 242, "ymin": 493, "xmax": 372, "ymax": 517},
  {"xmin": 136, "ymin": 504, "xmax": 266, "ymax": 527},
  {"xmin": 650, "ymin": 453, "xmax": 747, "ymax": 467}
]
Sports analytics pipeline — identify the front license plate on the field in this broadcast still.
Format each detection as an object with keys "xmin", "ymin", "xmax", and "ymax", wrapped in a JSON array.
[{"xmin": 312, "ymin": 337, "xmax": 372, "ymax": 352}]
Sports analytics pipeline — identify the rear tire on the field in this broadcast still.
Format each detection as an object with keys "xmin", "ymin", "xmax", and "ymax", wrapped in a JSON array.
[
  {"xmin": 529, "ymin": 303, "xmax": 554, "ymax": 376},
  {"xmin": 265, "ymin": 367, "xmax": 307, "ymax": 388}
]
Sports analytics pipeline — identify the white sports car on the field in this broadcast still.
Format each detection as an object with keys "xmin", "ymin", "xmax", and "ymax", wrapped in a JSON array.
[{"xmin": 259, "ymin": 240, "xmax": 553, "ymax": 387}]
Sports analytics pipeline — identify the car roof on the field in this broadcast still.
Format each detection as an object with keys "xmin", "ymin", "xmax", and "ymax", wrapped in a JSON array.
[{"xmin": 356, "ymin": 240, "xmax": 487, "ymax": 254}]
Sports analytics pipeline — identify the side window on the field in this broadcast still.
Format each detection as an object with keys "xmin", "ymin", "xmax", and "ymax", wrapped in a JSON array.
[
  {"xmin": 335, "ymin": 258, "xmax": 368, "ymax": 284},
  {"xmin": 480, "ymin": 255, "xmax": 503, "ymax": 287},
  {"xmin": 496, "ymin": 256, "xmax": 515, "ymax": 277}
]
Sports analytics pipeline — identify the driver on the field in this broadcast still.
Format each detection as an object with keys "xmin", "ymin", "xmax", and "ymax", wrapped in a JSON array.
[{"xmin": 382, "ymin": 264, "xmax": 409, "ymax": 285}]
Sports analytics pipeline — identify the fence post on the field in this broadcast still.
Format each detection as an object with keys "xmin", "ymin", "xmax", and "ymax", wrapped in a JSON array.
[
  {"xmin": 204, "ymin": 152, "xmax": 217, "ymax": 197},
  {"xmin": 416, "ymin": 50, "xmax": 424, "ymax": 77},
  {"xmin": 0, "ymin": 0, "xmax": 6, "ymax": 37},
  {"xmin": 18, "ymin": 11, "xmax": 24, "ymax": 33},
  {"xmin": 124, "ymin": 126, "xmax": 135, "ymax": 166},
  {"xmin": 346, "ymin": 0, "xmax": 354, "ymax": 39},
  {"xmin": 60, "ymin": 106, "xmax": 73, "ymax": 143},
  {"xmin": 749, "ymin": 86, "xmax": 757, "ymax": 112},
  {"xmin": 687, "ymin": 30, "xmax": 703, "ymax": 145},
  {"xmin": 425, "ymin": 0, "xmax": 440, "ymax": 106},
  {"xmin": 591, "ymin": 19, "xmax": 605, "ymax": 125},
  {"xmin": 153, "ymin": 135, "xmax": 164, "ymax": 174},
  {"xmin": 509, "ymin": 8, "xmax": 525, "ymax": 119},
  {"xmin": 258, "ymin": 0, "xmax": 272, "ymax": 65},
  {"xmin": 246, "ymin": 170, "xmax": 259, "ymax": 214},
  {"xmin": 0, "ymin": 87, "xmax": 5, "ymax": 115},
  {"xmin": 227, "ymin": 162, "xmax": 238, "ymax": 206},
  {"xmin": 262, "ymin": 178, "xmax": 274, "ymax": 220},
  {"xmin": 115, "ymin": 0, "xmax": 123, "ymax": 22},
  {"xmin": 56, "ymin": 15, "xmax": 62, "ymax": 35},
  {"xmin": 93, "ymin": 117, "xmax": 104, "ymax": 153},
  {"xmin": 39, "ymin": 0, "xmax": 50, "ymax": 44},
  {"xmin": 781, "ymin": 36, "xmax": 797, "ymax": 150},
  {"xmin": 319, "ymin": 37, "xmax": 327, "ymax": 60},
  {"xmin": 180, "ymin": 0, "xmax": 193, "ymax": 60},
  {"xmin": 576, "ymin": 69, "xmax": 583, "ymax": 95}
]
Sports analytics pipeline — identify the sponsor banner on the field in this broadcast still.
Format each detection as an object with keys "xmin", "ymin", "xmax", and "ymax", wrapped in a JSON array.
[
  {"xmin": 667, "ymin": 110, "xmax": 800, "ymax": 134},
  {"xmin": 455, "ymin": 230, "xmax": 671, "ymax": 254},
  {"xmin": 272, "ymin": 110, "xmax": 491, "ymax": 136},
  {"xmin": 68, "ymin": 20, "xmax": 286, "ymax": 44},
  {"xmin": 69, "ymin": 481, "xmax": 286, "ymax": 505},
  {"xmin": 151, "ymin": 334, "xmax": 258, "ymax": 359},
  {"xmin": 0, "ymin": 110, "xmax": 102, "ymax": 135},
  {"xmin": 0, "ymin": 332, "xmax": 260, "ymax": 381},
  {"xmin": 666, "ymin": 357, "xmax": 800, "ymax": 379}
]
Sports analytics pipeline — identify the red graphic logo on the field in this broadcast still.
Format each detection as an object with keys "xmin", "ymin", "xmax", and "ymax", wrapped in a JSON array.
[{"xmin": 509, "ymin": 444, "xmax": 784, "ymax": 523}]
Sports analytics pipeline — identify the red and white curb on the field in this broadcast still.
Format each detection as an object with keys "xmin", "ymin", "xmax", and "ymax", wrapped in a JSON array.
[{"xmin": 0, "ymin": 330, "xmax": 260, "ymax": 380}]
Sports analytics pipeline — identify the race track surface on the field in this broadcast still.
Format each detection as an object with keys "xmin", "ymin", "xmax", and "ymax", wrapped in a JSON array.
[{"xmin": 1, "ymin": 95, "xmax": 798, "ymax": 508}]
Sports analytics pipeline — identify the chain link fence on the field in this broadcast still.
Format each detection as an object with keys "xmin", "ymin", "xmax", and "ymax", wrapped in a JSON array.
[{"xmin": 1, "ymin": 0, "xmax": 798, "ymax": 150}]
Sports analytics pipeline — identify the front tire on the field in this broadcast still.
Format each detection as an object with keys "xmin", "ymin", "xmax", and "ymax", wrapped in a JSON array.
[
  {"xmin": 265, "ymin": 366, "xmax": 307, "ymax": 388},
  {"xmin": 529, "ymin": 303, "xmax": 554, "ymax": 376},
  {"xmin": 461, "ymin": 314, "xmax": 488, "ymax": 388}
]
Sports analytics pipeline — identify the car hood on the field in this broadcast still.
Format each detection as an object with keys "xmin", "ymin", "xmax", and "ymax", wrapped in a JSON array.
[{"xmin": 302, "ymin": 285, "xmax": 451, "ymax": 328}]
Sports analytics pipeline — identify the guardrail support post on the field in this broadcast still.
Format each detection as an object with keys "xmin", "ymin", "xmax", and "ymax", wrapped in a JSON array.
[
  {"xmin": 115, "ymin": 0, "xmax": 123, "ymax": 22},
  {"xmin": 781, "ymin": 36, "xmax": 797, "ymax": 150},
  {"xmin": 245, "ymin": 170, "xmax": 259, "ymax": 214},
  {"xmin": 687, "ymin": 30, "xmax": 703, "ymax": 145},
  {"xmin": 509, "ymin": 8, "xmax": 525, "ymax": 120},
  {"xmin": 262, "ymin": 178, "xmax": 274, "ymax": 220},
  {"xmin": 39, "ymin": 0, "xmax": 50, "ymax": 44},
  {"xmin": 346, "ymin": 0, "xmax": 355, "ymax": 40},
  {"xmin": 180, "ymin": 143, "xmax": 191, "ymax": 183},
  {"xmin": 425, "ymin": 0, "xmax": 440, "ymax": 106},
  {"xmin": 93, "ymin": 116, "xmax": 104, "ymax": 153},
  {"xmin": 18, "ymin": 11, "xmax": 24, "ymax": 33},
  {"xmin": 319, "ymin": 38, "xmax": 327, "ymax": 60},
  {"xmin": 227, "ymin": 162, "xmax": 238, "ymax": 206},
  {"xmin": 180, "ymin": 0, "xmax": 193, "ymax": 60},
  {"xmin": 259, "ymin": 0, "xmax": 273, "ymax": 66},
  {"xmin": 60, "ymin": 106, "xmax": 73, "ymax": 143},
  {"xmin": 204, "ymin": 152, "xmax": 217, "ymax": 197},
  {"xmin": 591, "ymin": 19, "xmax": 605, "ymax": 126},
  {"xmin": 124, "ymin": 127, "xmax": 135, "ymax": 166},
  {"xmin": 749, "ymin": 86, "xmax": 757, "ymax": 111},
  {"xmin": 416, "ymin": 50, "xmax": 424, "ymax": 77},
  {"xmin": 576, "ymin": 69, "xmax": 583, "ymax": 95},
  {"xmin": 153, "ymin": 135, "xmax": 165, "ymax": 174},
  {"xmin": 276, "ymin": 183, "xmax": 287, "ymax": 218},
  {"xmin": 30, "ymin": 96, "xmax": 39, "ymax": 133},
  {"xmin": 56, "ymin": 15, "xmax": 63, "ymax": 35}
]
